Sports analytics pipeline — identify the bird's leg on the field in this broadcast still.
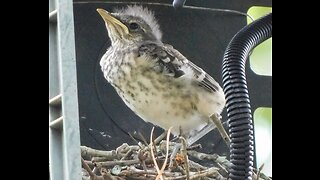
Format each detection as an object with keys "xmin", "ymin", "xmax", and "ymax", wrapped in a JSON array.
[
  {"xmin": 210, "ymin": 114, "xmax": 231, "ymax": 146},
  {"xmin": 186, "ymin": 123, "xmax": 215, "ymax": 146},
  {"xmin": 168, "ymin": 126, "xmax": 184, "ymax": 170},
  {"xmin": 154, "ymin": 130, "xmax": 168, "ymax": 145},
  {"xmin": 180, "ymin": 136, "xmax": 190, "ymax": 179},
  {"xmin": 170, "ymin": 136, "xmax": 180, "ymax": 142},
  {"xmin": 168, "ymin": 142, "xmax": 181, "ymax": 170}
]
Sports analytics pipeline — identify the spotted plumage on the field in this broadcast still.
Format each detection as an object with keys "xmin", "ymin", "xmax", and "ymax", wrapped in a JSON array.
[{"xmin": 97, "ymin": 5, "xmax": 226, "ymax": 145}]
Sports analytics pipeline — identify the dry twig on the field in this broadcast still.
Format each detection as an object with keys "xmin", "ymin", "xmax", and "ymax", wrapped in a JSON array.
[{"xmin": 81, "ymin": 129, "xmax": 271, "ymax": 180}]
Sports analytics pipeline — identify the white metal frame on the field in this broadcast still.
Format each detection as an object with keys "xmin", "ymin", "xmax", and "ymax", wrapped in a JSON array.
[{"xmin": 49, "ymin": 0, "xmax": 81, "ymax": 179}]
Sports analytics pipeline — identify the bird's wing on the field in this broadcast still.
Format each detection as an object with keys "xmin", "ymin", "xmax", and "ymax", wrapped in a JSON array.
[{"xmin": 138, "ymin": 43, "xmax": 220, "ymax": 93}]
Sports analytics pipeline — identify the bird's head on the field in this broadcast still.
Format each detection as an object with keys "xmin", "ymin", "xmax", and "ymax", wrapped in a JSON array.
[{"xmin": 97, "ymin": 5, "xmax": 162, "ymax": 45}]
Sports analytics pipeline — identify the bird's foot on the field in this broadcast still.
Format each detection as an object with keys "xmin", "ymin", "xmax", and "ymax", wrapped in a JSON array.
[{"xmin": 168, "ymin": 143, "xmax": 182, "ymax": 170}]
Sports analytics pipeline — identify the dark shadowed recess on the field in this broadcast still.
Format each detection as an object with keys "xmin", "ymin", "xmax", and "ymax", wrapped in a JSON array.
[{"xmin": 73, "ymin": 0, "xmax": 271, "ymax": 163}]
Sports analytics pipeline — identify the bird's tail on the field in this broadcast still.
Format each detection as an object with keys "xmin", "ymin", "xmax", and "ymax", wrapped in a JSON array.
[{"xmin": 186, "ymin": 122, "xmax": 216, "ymax": 146}]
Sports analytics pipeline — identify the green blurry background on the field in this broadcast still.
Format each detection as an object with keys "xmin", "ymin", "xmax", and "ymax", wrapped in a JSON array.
[{"xmin": 247, "ymin": 6, "xmax": 272, "ymax": 176}]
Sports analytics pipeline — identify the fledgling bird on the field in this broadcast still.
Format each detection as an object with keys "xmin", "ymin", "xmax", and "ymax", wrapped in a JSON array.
[{"xmin": 97, "ymin": 5, "xmax": 227, "ymax": 145}]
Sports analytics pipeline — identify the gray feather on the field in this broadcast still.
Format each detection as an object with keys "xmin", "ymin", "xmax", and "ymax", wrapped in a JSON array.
[{"xmin": 138, "ymin": 43, "xmax": 219, "ymax": 93}]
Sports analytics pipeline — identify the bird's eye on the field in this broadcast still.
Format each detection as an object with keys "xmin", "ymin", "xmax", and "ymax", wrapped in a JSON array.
[{"xmin": 129, "ymin": 22, "xmax": 139, "ymax": 30}]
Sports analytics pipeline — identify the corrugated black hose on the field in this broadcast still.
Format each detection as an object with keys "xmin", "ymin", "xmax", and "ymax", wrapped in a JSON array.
[{"xmin": 222, "ymin": 13, "xmax": 272, "ymax": 180}]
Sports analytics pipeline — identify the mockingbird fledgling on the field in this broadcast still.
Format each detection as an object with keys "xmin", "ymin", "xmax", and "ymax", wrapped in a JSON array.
[{"xmin": 96, "ymin": 5, "xmax": 228, "ymax": 145}]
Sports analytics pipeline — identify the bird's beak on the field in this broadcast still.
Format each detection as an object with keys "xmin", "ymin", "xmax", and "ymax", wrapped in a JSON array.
[{"xmin": 96, "ymin": 8, "xmax": 129, "ymax": 37}]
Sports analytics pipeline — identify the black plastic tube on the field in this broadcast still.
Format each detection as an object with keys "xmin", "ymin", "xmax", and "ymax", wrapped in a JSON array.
[{"xmin": 222, "ymin": 13, "xmax": 272, "ymax": 180}]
